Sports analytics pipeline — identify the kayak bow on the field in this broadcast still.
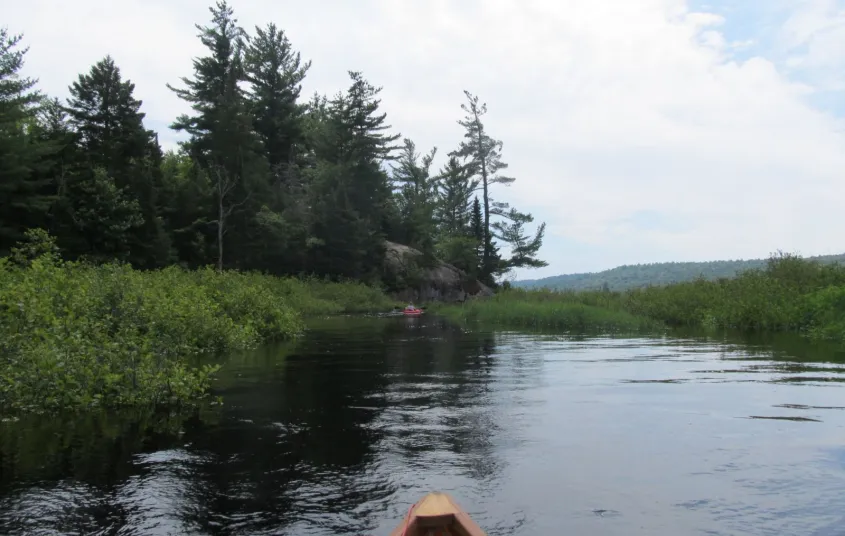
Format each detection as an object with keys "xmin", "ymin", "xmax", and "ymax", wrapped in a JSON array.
[{"xmin": 389, "ymin": 492, "xmax": 486, "ymax": 536}]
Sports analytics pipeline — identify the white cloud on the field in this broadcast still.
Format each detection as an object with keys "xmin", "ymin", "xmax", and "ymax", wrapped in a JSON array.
[
  {"xmin": 781, "ymin": 0, "xmax": 845, "ymax": 89},
  {"xmin": 6, "ymin": 0, "xmax": 845, "ymax": 277}
]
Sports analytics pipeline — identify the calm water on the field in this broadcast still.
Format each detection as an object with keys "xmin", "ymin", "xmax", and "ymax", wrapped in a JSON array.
[{"xmin": 2, "ymin": 316, "xmax": 845, "ymax": 535}]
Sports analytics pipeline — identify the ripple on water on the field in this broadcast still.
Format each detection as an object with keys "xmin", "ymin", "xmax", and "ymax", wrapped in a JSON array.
[{"xmin": 2, "ymin": 318, "xmax": 845, "ymax": 535}]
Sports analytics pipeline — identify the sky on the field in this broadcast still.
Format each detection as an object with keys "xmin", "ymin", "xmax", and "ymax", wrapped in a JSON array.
[{"xmin": 6, "ymin": 0, "xmax": 845, "ymax": 280}]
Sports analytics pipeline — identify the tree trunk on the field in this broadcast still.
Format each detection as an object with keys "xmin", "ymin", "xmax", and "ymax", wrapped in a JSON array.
[
  {"xmin": 217, "ymin": 194, "xmax": 224, "ymax": 272},
  {"xmin": 479, "ymin": 148, "xmax": 490, "ymax": 273}
]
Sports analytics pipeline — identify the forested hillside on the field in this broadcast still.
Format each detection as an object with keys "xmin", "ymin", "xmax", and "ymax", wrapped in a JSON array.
[
  {"xmin": 515, "ymin": 253, "xmax": 845, "ymax": 291},
  {"xmin": 0, "ymin": 1, "xmax": 546, "ymax": 288}
]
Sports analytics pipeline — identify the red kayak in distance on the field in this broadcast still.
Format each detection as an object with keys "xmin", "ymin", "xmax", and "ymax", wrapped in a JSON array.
[{"xmin": 403, "ymin": 308, "xmax": 423, "ymax": 316}]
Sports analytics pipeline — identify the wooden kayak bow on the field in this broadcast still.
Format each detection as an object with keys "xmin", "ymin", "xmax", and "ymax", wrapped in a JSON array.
[{"xmin": 389, "ymin": 492, "xmax": 487, "ymax": 536}]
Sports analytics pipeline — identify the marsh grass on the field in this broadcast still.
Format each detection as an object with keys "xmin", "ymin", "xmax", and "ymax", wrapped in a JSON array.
[
  {"xmin": 439, "ymin": 253, "xmax": 845, "ymax": 343},
  {"xmin": 435, "ymin": 289, "xmax": 661, "ymax": 333}
]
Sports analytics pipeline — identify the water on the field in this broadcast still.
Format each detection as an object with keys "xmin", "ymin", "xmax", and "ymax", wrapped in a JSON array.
[{"xmin": 2, "ymin": 316, "xmax": 845, "ymax": 535}]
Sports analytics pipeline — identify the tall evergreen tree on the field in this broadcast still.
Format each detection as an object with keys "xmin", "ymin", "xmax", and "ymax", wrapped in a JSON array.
[
  {"xmin": 391, "ymin": 138, "xmax": 438, "ymax": 259},
  {"xmin": 243, "ymin": 22, "xmax": 311, "ymax": 272},
  {"xmin": 470, "ymin": 196, "xmax": 484, "ymax": 252},
  {"xmin": 168, "ymin": 1, "xmax": 268, "ymax": 270},
  {"xmin": 0, "ymin": 29, "xmax": 56, "ymax": 254},
  {"xmin": 436, "ymin": 155, "xmax": 476, "ymax": 237},
  {"xmin": 65, "ymin": 56, "xmax": 170, "ymax": 267},
  {"xmin": 308, "ymin": 71, "xmax": 400, "ymax": 279},
  {"xmin": 31, "ymin": 97, "xmax": 77, "ymax": 239},
  {"xmin": 244, "ymin": 23, "xmax": 310, "ymax": 175},
  {"xmin": 449, "ymin": 91, "xmax": 515, "ymax": 283},
  {"xmin": 66, "ymin": 57, "xmax": 150, "ymax": 178}
]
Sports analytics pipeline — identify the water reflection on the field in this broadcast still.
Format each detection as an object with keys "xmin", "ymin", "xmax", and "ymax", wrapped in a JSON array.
[{"xmin": 1, "ymin": 318, "xmax": 844, "ymax": 535}]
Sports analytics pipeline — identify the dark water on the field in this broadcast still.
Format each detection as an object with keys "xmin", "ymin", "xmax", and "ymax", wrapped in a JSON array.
[{"xmin": 2, "ymin": 316, "xmax": 845, "ymax": 535}]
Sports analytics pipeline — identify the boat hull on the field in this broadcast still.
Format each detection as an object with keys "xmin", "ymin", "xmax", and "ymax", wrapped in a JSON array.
[{"xmin": 389, "ymin": 492, "xmax": 486, "ymax": 536}]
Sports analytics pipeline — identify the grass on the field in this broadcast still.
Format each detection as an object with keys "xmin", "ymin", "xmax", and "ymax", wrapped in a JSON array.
[
  {"xmin": 437, "ymin": 253, "xmax": 845, "ymax": 344},
  {"xmin": 434, "ymin": 289, "xmax": 662, "ymax": 333}
]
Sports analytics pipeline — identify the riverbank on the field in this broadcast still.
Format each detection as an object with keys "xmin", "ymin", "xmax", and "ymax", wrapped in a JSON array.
[
  {"xmin": 433, "ymin": 291, "xmax": 662, "ymax": 333},
  {"xmin": 0, "ymin": 250, "xmax": 398, "ymax": 415},
  {"xmin": 437, "ymin": 254, "xmax": 845, "ymax": 343}
]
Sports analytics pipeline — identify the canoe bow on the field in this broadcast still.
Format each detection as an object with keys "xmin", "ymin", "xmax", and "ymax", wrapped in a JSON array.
[{"xmin": 389, "ymin": 492, "xmax": 486, "ymax": 536}]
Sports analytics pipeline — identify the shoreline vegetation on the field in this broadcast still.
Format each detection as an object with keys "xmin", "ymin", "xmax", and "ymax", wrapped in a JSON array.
[
  {"xmin": 4, "ymin": 4, "xmax": 843, "ymax": 418},
  {"xmin": 2, "ymin": 1, "xmax": 547, "ymax": 416},
  {"xmin": 438, "ymin": 253, "xmax": 845, "ymax": 345},
  {"xmin": 0, "ymin": 231, "xmax": 397, "ymax": 415}
]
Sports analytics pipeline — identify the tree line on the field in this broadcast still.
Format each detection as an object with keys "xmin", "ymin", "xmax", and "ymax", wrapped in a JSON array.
[
  {"xmin": 0, "ymin": 1, "xmax": 546, "ymax": 288},
  {"xmin": 516, "ymin": 253, "xmax": 845, "ymax": 292}
]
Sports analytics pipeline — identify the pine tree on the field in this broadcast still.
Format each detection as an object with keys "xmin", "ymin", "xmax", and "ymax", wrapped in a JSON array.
[
  {"xmin": 391, "ymin": 138, "xmax": 438, "ymax": 259},
  {"xmin": 0, "ymin": 29, "xmax": 56, "ymax": 253},
  {"xmin": 436, "ymin": 155, "xmax": 476, "ymax": 237},
  {"xmin": 244, "ymin": 22, "xmax": 310, "ymax": 174},
  {"xmin": 168, "ymin": 1, "xmax": 268, "ymax": 270},
  {"xmin": 470, "ymin": 196, "xmax": 483, "ymax": 246},
  {"xmin": 308, "ymin": 71, "xmax": 400, "ymax": 279},
  {"xmin": 66, "ymin": 56, "xmax": 150, "ymax": 178},
  {"xmin": 65, "ymin": 56, "xmax": 169, "ymax": 267},
  {"xmin": 32, "ymin": 97, "xmax": 76, "ymax": 239},
  {"xmin": 242, "ymin": 22, "xmax": 311, "ymax": 273},
  {"xmin": 62, "ymin": 167, "xmax": 144, "ymax": 261},
  {"xmin": 450, "ymin": 91, "xmax": 515, "ymax": 283},
  {"xmin": 492, "ymin": 207, "xmax": 548, "ymax": 271}
]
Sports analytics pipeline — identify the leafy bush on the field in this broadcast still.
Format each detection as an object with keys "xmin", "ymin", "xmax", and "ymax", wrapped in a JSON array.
[{"xmin": 0, "ymin": 233, "xmax": 397, "ymax": 415}]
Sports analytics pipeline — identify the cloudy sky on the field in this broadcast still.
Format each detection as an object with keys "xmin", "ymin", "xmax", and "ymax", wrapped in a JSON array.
[{"xmin": 7, "ymin": 0, "xmax": 845, "ymax": 279}]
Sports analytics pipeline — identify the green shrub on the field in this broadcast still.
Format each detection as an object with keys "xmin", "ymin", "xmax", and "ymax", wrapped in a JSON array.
[{"xmin": 0, "ymin": 242, "xmax": 396, "ymax": 415}]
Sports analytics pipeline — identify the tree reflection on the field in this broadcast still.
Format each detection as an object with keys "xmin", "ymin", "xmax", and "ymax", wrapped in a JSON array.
[{"xmin": 0, "ymin": 316, "xmax": 521, "ymax": 535}]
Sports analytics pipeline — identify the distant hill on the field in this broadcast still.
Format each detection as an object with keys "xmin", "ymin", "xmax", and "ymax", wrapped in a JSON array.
[{"xmin": 513, "ymin": 253, "xmax": 845, "ymax": 292}]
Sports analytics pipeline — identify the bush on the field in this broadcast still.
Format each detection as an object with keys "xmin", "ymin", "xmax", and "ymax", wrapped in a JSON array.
[{"xmin": 0, "ymin": 236, "xmax": 397, "ymax": 415}]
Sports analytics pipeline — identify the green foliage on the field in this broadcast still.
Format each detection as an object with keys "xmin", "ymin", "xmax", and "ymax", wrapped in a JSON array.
[
  {"xmin": 435, "ymin": 287, "xmax": 660, "ymax": 333},
  {"xmin": 0, "ymin": 236, "xmax": 396, "ymax": 416},
  {"xmin": 436, "ymin": 235, "xmax": 481, "ymax": 275},
  {"xmin": 449, "ymin": 91, "xmax": 547, "ymax": 284},
  {"xmin": 2, "ymin": 12, "xmax": 545, "ymax": 290},
  {"xmin": 244, "ymin": 22, "xmax": 310, "ymax": 172},
  {"xmin": 64, "ymin": 55, "xmax": 170, "ymax": 268},
  {"xmin": 391, "ymin": 138, "xmax": 439, "ymax": 260},
  {"xmin": 436, "ymin": 155, "xmax": 476, "ymax": 237},
  {"xmin": 492, "ymin": 207, "xmax": 548, "ymax": 272},
  {"xmin": 0, "ymin": 28, "xmax": 57, "ymax": 254},
  {"xmin": 59, "ymin": 167, "xmax": 145, "ymax": 262},
  {"xmin": 482, "ymin": 255, "xmax": 845, "ymax": 344},
  {"xmin": 9, "ymin": 227, "xmax": 60, "ymax": 265}
]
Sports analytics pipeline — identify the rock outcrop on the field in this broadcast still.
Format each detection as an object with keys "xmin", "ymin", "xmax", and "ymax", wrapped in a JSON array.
[{"xmin": 383, "ymin": 241, "xmax": 494, "ymax": 303}]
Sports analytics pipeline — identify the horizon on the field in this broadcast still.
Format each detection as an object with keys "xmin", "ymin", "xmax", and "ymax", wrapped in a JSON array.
[
  {"xmin": 7, "ymin": 0, "xmax": 845, "ymax": 280},
  {"xmin": 514, "ymin": 249, "xmax": 845, "ymax": 282}
]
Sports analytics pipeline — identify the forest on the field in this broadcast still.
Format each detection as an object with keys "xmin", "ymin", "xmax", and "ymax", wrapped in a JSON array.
[
  {"xmin": 515, "ymin": 253, "xmax": 845, "ymax": 291},
  {"xmin": 0, "ymin": 1, "xmax": 546, "ymax": 289},
  {"xmin": 0, "ymin": 1, "xmax": 551, "ymax": 415}
]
